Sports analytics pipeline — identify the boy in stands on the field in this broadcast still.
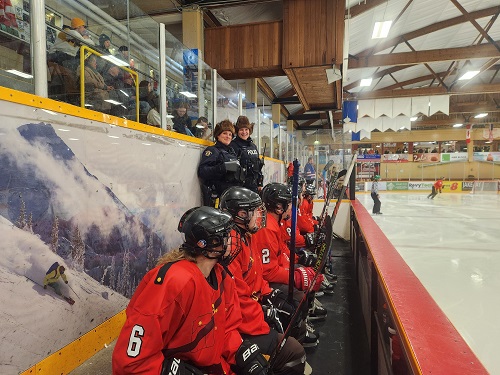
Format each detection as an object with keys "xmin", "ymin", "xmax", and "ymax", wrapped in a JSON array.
[
  {"xmin": 112, "ymin": 206, "xmax": 267, "ymax": 375},
  {"xmin": 220, "ymin": 186, "xmax": 307, "ymax": 375}
]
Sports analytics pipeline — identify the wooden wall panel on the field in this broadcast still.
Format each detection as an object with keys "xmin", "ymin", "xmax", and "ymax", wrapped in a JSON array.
[
  {"xmin": 283, "ymin": 0, "xmax": 345, "ymax": 68},
  {"xmin": 204, "ymin": 21, "xmax": 284, "ymax": 78}
]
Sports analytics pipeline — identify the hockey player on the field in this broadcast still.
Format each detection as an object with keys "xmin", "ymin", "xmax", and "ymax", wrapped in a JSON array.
[
  {"xmin": 371, "ymin": 175, "xmax": 383, "ymax": 213},
  {"xmin": 198, "ymin": 120, "xmax": 244, "ymax": 206},
  {"xmin": 220, "ymin": 187, "xmax": 307, "ymax": 375},
  {"xmin": 427, "ymin": 177, "xmax": 444, "ymax": 199},
  {"xmin": 230, "ymin": 116, "xmax": 264, "ymax": 193},
  {"xmin": 252, "ymin": 183, "xmax": 325, "ymax": 346},
  {"xmin": 112, "ymin": 206, "xmax": 268, "ymax": 375}
]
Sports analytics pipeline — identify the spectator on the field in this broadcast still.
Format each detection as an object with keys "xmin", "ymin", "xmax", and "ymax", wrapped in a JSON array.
[
  {"xmin": 198, "ymin": 120, "xmax": 243, "ymax": 206},
  {"xmin": 47, "ymin": 25, "xmax": 79, "ymax": 66},
  {"xmin": 304, "ymin": 156, "xmax": 316, "ymax": 185},
  {"xmin": 172, "ymin": 103, "xmax": 194, "ymax": 135},
  {"xmin": 230, "ymin": 115, "xmax": 263, "ymax": 193},
  {"xmin": 195, "ymin": 116, "xmax": 212, "ymax": 140},
  {"xmin": 103, "ymin": 65, "xmax": 133, "ymax": 117},
  {"xmin": 96, "ymin": 33, "xmax": 112, "ymax": 73},
  {"xmin": 79, "ymin": 54, "xmax": 112, "ymax": 113},
  {"xmin": 70, "ymin": 17, "xmax": 95, "ymax": 46}
]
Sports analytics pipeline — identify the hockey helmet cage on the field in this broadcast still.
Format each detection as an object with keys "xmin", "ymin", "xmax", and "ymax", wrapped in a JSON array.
[
  {"xmin": 178, "ymin": 206, "xmax": 241, "ymax": 265},
  {"xmin": 262, "ymin": 183, "xmax": 292, "ymax": 213},
  {"xmin": 220, "ymin": 187, "xmax": 266, "ymax": 233},
  {"xmin": 304, "ymin": 184, "xmax": 316, "ymax": 196}
]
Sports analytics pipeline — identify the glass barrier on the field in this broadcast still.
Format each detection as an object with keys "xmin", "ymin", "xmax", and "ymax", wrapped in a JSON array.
[
  {"xmin": 0, "ymin": 0, "xmax": 34, "ymax": 93},
  {"xmin": 258, "ymin": 112, "xmax": 271, "ymax": 157},
  {"xmin": 216, "ymin": 71, "xmax": 243, "ymax": 125}
]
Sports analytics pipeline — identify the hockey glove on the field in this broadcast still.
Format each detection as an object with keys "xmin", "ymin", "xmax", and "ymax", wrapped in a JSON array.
[
  {"xmin": 294, "ymin": 267, "xmax": 324, "ymax": 292},
  {"xmin": 263, "ymin": 289, "xmax": 297, "ymax": 329},
  {"xmin": 262, "ymin": 304, "xmax": 284, "ymax": 333},
  {"xmin": 235, "ymin": 340, "xmax": 269, "ymax": 375},
  {"xmin": 161, "ymin": 357, "xmax": 204, "ymax": 375},
  {"xmin": 297, "ymin": 248, "xmax": 317, "ymax": 267}
]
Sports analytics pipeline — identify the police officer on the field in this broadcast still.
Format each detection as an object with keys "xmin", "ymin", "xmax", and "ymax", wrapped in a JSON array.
[
  {"xmin": 230, "ymin": 116, "xmax": 264, "ymax": 193},
  {"xmin": 198, "ymin": 120, "xmax": 244, "ymax": 206}
]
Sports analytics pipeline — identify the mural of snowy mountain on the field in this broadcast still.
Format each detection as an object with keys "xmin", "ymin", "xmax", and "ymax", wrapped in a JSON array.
[
  {"xmin": 0, "ymin": 123, "xmax": 166, "ymax": 295},
  {"xmin": 0, "ymin": 215, "xmax": 128, "ymax": 374}
]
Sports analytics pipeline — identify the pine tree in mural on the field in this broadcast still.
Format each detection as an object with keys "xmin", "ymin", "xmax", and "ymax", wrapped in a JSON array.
[
  {"xmin": 50, "ymin": 216, "xmax": 59, "ymax": 253},
  {"xmin": 16, "ymin": 195, "xmax": 26, "ymax": 229},
  {"xmin": 118, "ymin": 249, "xmax": 131, "ymax": 297},
  {"xmin": 146, "ymin": 235, "xmax": 155, "ymax": 272},
  {"xmin": 26, "ymin": 213, "xmax": 33, "ymax": 233},
  {"xmin": 109, "ymin": 256, "xmax": 116, "ymax": 290},
  {"xmin": 71, "ymin": 226, "xmax": 85, "ymax": 271}
]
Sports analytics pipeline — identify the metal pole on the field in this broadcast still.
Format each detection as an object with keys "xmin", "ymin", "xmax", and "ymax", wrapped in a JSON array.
[
  {"xmin": 32, "ymin": 0, "xmax": 47, "ymax": 97},
  {"xmin": 238, "ymin": 92, "xmax": 243, "ymax": 116},
  {"xmin": 159, "ymin": 24, "xmax": 167, "ymax": 130},
  {"xmin": 212, "ymin": 68, "xmax": 218, "ymax": 136}
]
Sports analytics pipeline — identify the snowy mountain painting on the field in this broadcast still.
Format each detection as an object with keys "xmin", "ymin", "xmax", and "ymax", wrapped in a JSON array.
[
  {"xmin": 0, "ymin": 122, "xmax": 188, "ymax": 373},
  {"xmin": 0, "ymin": 215, "xmax": 129, "ymax": 374}
]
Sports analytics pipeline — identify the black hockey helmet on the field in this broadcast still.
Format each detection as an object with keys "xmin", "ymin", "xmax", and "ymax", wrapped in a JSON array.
[
  {"xmin": 304, "ymin": 184, "xmax": 316, "ymax": 197},
  {"xmin": 262, "ymin": 183, "xmax": 292, "ymax": 214},
  {"xmin": 178, "ymin": 206, "xmax": 241, "ymax": 266},
  {"xmin": 219, "ymin": 187, "xmax": 266, "ymax": 234}
]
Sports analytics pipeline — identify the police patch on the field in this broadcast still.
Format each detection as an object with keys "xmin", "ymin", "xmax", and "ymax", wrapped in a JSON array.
[{"xmin": 204, "ymin": 150, "xmax": 212, "ymax": 157}]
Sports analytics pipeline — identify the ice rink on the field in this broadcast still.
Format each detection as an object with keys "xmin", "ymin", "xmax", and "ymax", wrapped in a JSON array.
[{"xmin": 358, "ymin": 192, "xmax": 500, "ymax": 374}]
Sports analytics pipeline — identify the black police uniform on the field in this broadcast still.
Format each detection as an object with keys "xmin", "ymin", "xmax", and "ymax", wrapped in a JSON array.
[
  {"xmin": 230, "ymin": 136, "xmax": 263, "ymax": 193},
  {"xmin": 198, "ymin": 141, "xmax": 244, "ymax": 205}
]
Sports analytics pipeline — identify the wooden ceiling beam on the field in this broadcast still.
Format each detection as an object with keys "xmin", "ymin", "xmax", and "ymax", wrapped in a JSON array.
[
  {"xmin": 380, "ymin": 70, "xmax": 455, "ymax": 91},
  {"xmin": 355, "ymin": 83, "xmax": 500, "ymax": 99},
  {"xmin": 344, "ymin": 65, "xmax": 415, "ymax": 91},
  {"xmin": 450, "ymin": 0, "xmax": 500, "ymax": 53},
  {"xmin": 349, "ymin": 42, "xmax": 500, "ymax": 69},
  {"xmin": 256, "ymin": 78, "xmax": 296, "ymax": 125},
  {"xmin": 347, "ymin": 0, "xmax": 388, "ymax": 18},
  {"xmin": 355, "ymin": 6, "xmax": 500, "ymax": 58}
]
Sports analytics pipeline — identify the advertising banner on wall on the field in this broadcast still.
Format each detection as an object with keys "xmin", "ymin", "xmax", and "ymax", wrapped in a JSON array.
[
  {"xmin": 385, "ymin": 181, "xmax": 409, "ymax": 191},
  {"xmin": 473, "ymin": 152, "xmax": 500, "ymax": 162},
  {"xmin": 408, "ymin": 181, "xmax": 434, "ymax": 190},
  {"xmin": 381, "ymin": 154, "xmax": 410, "ymax": 163},
  {"xmin": 441, "ymin": 152, "xmax": 468, "ymax": 162},
  {"xmin": 413, "ymin": 153, "xmax": 440, "ymax": 162}
]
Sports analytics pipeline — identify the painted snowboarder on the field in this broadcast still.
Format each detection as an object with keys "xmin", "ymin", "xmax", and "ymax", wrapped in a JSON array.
[{"xmin": 43, "ymin": 262, "xmax": 73, "ymax": 304}]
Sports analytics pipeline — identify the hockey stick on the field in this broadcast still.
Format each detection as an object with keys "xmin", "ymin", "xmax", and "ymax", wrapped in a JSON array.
[
  {"xmin": 287, "ymin": 159, "xmax": 300, "ymax": 303},
  {"xmin": 268, "ymin": 151, "xmax": 358, "ymax": 368}
]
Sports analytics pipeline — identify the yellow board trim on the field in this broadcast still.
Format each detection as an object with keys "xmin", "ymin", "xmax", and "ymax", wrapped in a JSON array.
[
  {"xmin": 0, "ymin": 86, "xmax": 212, "ymax": 147},
  {"xmin": 20, "ymin": 310, "xmax": 126, "ymax": 375}
]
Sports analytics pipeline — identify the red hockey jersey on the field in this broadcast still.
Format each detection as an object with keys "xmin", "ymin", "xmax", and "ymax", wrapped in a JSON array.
[
  {"xmin": 112, "ymin": 260, "xmax": 242, "ymax": 375},
  {"xmin": 251, "ymin": 214, "xmax": 291, "ymax": 284},
  {"xmin": 228, "ymin": 231, "xmax": 272, "ymax": 336},
  {"xmin": 280, "ymin": 217, "xmax": 306, "ymax": 249}
]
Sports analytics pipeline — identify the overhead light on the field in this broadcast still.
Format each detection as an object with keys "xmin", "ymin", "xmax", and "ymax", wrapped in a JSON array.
[
  {"xmin": 458, "ymin": 70, "xmax": 480, "ymax": 80},
  {"xmin": 372, "ymin": 21, "xmax": 393, "ymax": 39},
  {"xmin": 474, "ymin": 113, "xmax": 488, "ymax": 118},
  {"xmin": 314, "ymin": 140, "xmax": 320, "ymax": 145},
  {"xmin": 410, "ymin": 117, "xmax": 418, "ymax": 121},
  {"xmin": 104, "ymin": 99, "xmax": 122, "ymax": 105},
  {"xmin": 179, "ymin": 91, "xmax": 197, "ymax": 98},
  {"xmin": 485, "ymin": 141, "xmax": 492, "ymax": 144},
  {"xmin": 6, "ymin": 69, "xmax": 33, "ymax": 79},
  {"xmin": 101, "ymin": 55, "xmax": 129, "ymax": 66},
  {"xmin": 453, "ymin": 123, "xmax": 463, "ymax": 127},
  {"xmin": 360, "ymin": 78, "xmax": 372, "ymax": 87}
]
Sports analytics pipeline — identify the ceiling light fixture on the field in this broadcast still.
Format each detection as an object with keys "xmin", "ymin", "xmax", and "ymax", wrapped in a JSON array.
[
  {"xmin": 360, "ymin": 78, "xmax": 373, "ymax": 87},
  {"xmin": 372, "ymin": 21, "xmax": 393, "ymax": 39},
  {"xmin": 6, "ymin": 69, "xmax": 33, "ymax": 79},
  {"xmin": 179, "ymin": 91, "xmax": 197, "ymax": 98},
  {"xmin": 474, "ymin": 113, "xmax": 488, "ymax": 118},
  {"xmin": 458, "ymin": 70, "xmax": 480, "ymax": 80}
]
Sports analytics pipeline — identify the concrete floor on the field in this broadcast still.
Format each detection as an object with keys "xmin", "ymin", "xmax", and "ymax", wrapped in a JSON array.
[{"xmin": 358, "ymin": 192, "xmax": 500, "ymax": 374}]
